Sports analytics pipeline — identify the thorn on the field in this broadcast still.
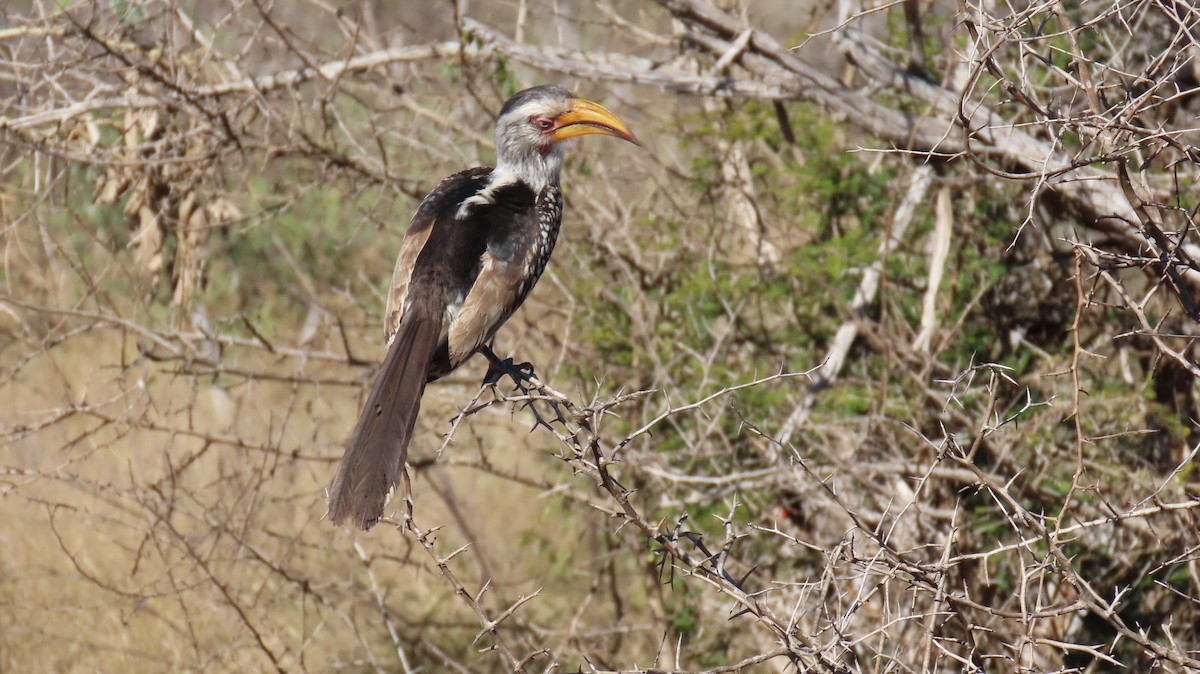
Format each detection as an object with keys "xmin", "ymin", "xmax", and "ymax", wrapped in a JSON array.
[
  {"xmin": 735, "ymin": 564, "xmax": 758, "ymax": 590},
  {"xmin": 728, "ymin": 607, "xmax": 753, "ymax": 621}
]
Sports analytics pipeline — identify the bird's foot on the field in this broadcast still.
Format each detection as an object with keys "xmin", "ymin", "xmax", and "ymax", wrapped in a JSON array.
[
  {"xmin": 481, "ymin": 355, "xmax": 536, "ymax": 387},
  {"xmin": 479, "ymin": 346, "xmax": 567, "ymax": 430}
]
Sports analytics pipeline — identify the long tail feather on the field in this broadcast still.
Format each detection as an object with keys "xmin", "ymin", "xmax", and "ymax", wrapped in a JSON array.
[{"xmin": 327, "ymin": 312, "xmax": 440, "ymax": 530}]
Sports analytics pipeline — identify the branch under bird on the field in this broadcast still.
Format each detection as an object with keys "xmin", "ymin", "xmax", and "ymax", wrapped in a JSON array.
[{"xmin": 327, "ymin": 84, "xmax": 640, "ymax": 530}]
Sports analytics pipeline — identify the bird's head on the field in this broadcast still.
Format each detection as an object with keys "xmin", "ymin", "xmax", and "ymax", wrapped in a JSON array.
[{"xmin": 493, "ymin": 84, "xmax": 639, "ymax": 191}]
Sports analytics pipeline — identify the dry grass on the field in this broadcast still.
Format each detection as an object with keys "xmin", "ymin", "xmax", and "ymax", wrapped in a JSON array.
[{"xmin": 0, "ymin": 323, "xmax": 640, "ymax": 672}]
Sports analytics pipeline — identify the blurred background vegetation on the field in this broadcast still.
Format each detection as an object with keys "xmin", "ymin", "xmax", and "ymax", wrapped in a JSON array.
[{"xmin": 3, "ymin": 0, "xmax": 1200, "ymax": 672}]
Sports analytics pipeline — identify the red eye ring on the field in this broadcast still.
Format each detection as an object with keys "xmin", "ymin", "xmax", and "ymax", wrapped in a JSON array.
[{"xmin": 534, "ymin": 118, "xmax": 553, "ymax": 130}]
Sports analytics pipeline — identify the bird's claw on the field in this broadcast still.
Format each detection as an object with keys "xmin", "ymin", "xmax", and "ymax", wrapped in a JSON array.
[
  {"xmin": 481, "ymin": 355, "xmax": 536, "ymax": 387},
  {"xmin": 479, "ymin": 346, "xmax": 565, "ymax": 430}
]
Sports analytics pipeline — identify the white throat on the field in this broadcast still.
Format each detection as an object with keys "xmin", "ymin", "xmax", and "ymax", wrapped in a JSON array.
[
  {"xmin": 457, "ymin": 141, "xmax": 565, "ymax": 220},
  {"xmin": 494, "ymin": 140, "xmax": 565, "ymax": 195}
]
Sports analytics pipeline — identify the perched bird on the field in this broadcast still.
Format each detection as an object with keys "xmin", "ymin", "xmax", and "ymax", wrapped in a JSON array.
[{"xmin": 328, "ymin": 85, "xmax": 640, "ymax": 530}]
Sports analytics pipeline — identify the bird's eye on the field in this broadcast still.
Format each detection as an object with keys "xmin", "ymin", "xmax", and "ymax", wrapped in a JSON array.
[{"xmin": 534, "ymin": 118, "xmax": 553, "ymax": 130}]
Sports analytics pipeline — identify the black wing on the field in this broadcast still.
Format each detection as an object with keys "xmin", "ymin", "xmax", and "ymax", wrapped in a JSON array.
[{"xmin": 385, "ymin": 166, "xmax": 493, "ymax": 343}]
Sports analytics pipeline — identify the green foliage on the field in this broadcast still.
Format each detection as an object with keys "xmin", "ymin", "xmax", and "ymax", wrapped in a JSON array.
[
  {"xmin": 669, "ymin": 599, "xmax": 700, "ymax": 637},
  {"xmin": 204, "ymin": 176, "xmax": 400, "ymax": 329},
  {"xmin": 572, "ymin": 102, "xmax": 899, "ymax": 395},
  {"xmin": 490, "ymin": 55, "xmax": 519, "ymax": 98},
  {"xmin": 561, "ymin": 102, "xmax": 1118, "ymax": 641},
  {"xmin": 107, "ymin": 0, "xmax": 145, "ymax": 23}
]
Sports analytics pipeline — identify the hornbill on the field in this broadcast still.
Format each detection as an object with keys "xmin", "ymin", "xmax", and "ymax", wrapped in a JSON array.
[{"xmin": 328, "ymin": 85, "xmax": 640, "ymax": 530}]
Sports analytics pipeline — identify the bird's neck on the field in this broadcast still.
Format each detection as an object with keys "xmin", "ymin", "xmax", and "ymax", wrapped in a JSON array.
[
  {"xmin": 456, "ymin": 146, "xmax": 564, "ymax": 221},
  {"xmin": 493, "ymin": 143, "xmax": 564, "ymax": 195}
]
